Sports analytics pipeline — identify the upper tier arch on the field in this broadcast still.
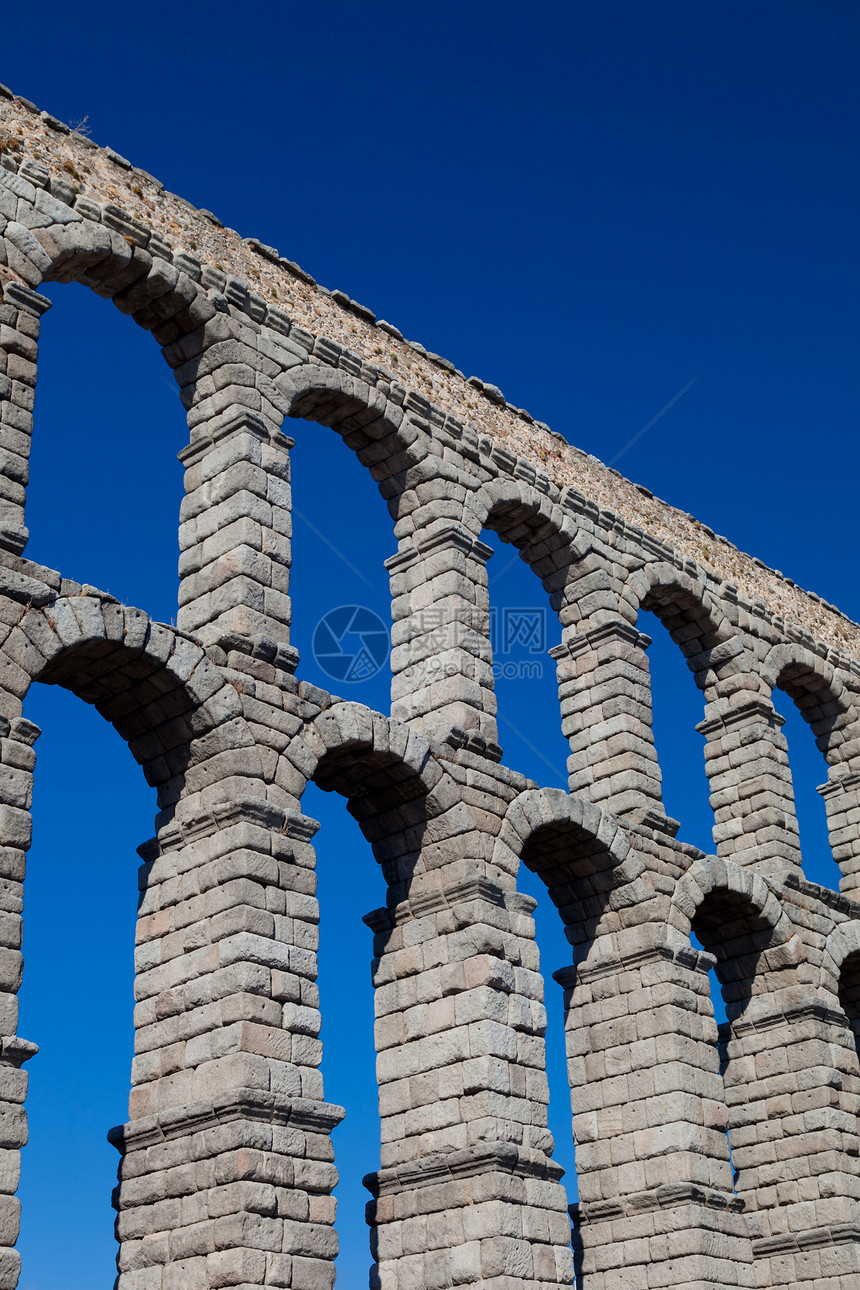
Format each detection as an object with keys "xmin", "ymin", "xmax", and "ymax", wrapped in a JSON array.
[
  {"xmin": 628, "ymin": 560, "xmax": 750, "ymax": 695},
  {"xmin": 761, "ymin": 640, "xmax": 860, "ymax": 765},
  {"xmin": 469, "ymin": 476, "xmax": 592, "ymax": 616},
  {"xmin": 276, "ymin": 366, "xmax": 431, "ymax": 496}
]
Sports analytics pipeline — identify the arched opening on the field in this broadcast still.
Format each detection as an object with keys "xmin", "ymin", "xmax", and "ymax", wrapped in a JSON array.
[
  {"xmin": 302, "ymin": 779, "xmax": 382, "ymax": 1285},
  {"xmin": 767, "ymin": 655, "xmax": 849, "ymax": 892},
  {"xmin": 633, "ymin": 571, "xmax": 731, "ymax": 851},
  {"xmin": 16, "ymin": 682, "xmax": 153, "ymax": 1289},
  {"xmin": 481, "ymin": 495, "xmax": 570, "ymax": 785},
  {"xmin": 689, "ymin": 884, "xmax": 797, "ymax": 1215},
  {"xmin": 299, "ymin": 722, "xmax": 436, "ymax": 1288},
  {"xmin": 25, "ymin": 281, "xmax": 186, "ymax": 622},
  {"xmin": 287, "ymin": 413, "xmax": 394, "ymax": 719},
  {"xmin": 509, "ymin": 796, "xmax": 650, "ymax": 1285},
  {"xmin": 640, "ymin": 607, "xmax": 714, "ymax": 852},
  {"xmin": 839, "ymin": 949, "xmax": 860, "ymax": 1059},
  {"xmin": 769, "ymin": 690, "xmax": 841, "ymax": 889}
]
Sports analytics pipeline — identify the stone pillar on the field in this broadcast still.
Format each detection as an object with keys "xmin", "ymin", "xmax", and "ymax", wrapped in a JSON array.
[
  {"xmin": 111, "ymin": 800, "xmax": 344, "ymax": 1290},
  {"xmin": 556, "ymin": 931, "xmax": 756, "ymax": 1290},
  {"xmin": 818, "ymin": 767, "xmax": 860, "ymax": 899},
  {"xmin": 0, "ymin": 283, "xmax": 52, "ymax": 558},
  {"xmin": 387, "ymin": 525, "xmax": 499, "ymax": 751},
  {"xmin": 551, "ymin": 620, "xmax": 667, "ymax": 822},
  {"xmin": 363, "ymin": 873, "xmax": 573, "ymax": 1290},
  {"xmin": 697, "ymin": 697, "xmax": 802, "ymax": 882},
  {"xmin": 177, "ymin": 410, "xmax": 298, "ymax": 668},
  {"xmin": 719, "ymin": 993, "xmax": 860, "ymax": 1288},
  {"xmin": 0, "ymin": 716, "xmax": 39, "ymax": 1290}
]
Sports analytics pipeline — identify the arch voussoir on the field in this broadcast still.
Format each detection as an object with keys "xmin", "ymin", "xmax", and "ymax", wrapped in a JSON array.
[
  {"xmin": 0, "ymin": 595, "xmax": 257, "ymax": 805},
  {"xmin": 496, "ymin": 786, "xmax": 642, "ymax": 891},
  {"xmin": 672, "ymin": 855, "xmax": 797, "ymax": 949}
]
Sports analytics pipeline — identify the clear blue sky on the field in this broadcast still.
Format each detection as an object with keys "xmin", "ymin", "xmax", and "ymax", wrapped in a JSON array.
[{"xmin": 2, "ymin": 2, "xmax": 858, "ymax": 1285}]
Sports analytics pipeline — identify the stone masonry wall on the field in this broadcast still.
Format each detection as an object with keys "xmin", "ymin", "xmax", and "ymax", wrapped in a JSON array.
[{"xmin": 0, "ymin": 83, "xmax": 857, "ymax": 1290}]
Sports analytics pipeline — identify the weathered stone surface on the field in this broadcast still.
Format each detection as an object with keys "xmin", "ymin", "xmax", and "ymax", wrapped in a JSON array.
[{"xmin": 0, "ymin": 91, "xmax": 857, "ymax": 1290}]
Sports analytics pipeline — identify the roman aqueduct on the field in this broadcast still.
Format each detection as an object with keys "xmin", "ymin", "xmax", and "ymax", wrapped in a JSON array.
[{"xmin": 0, "ymin": 87, "xmax": 858, "ymax": 1290}]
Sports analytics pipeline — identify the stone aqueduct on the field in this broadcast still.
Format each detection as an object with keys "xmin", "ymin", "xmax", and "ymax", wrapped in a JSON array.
[{"xmin": 0, "ymin": 88, "xmax": 858, "ymax": 1290}]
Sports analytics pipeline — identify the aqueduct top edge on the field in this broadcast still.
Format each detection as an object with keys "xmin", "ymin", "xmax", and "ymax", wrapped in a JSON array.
[{"xmin": 0, "ymin": 86, "xmax": 858, "ymax": 672}]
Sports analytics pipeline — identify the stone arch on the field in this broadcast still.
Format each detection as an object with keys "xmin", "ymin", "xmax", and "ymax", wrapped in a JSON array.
[
  {"xmin": 761, "ymin": 640, "xmax": 859, "ymax": 765},
  {"xmin": 628, "ymin": 565, "xmax": 789, "ymax": 874},
  {"xmin": 279, "ymin": 701, "xmax": 481, "ymax": 893},
  {"xmin": 289, "ymin": 700, "xmax": 443, "ymax": 804},
  {"xmin": 496, "ymin": 787, "xmax": 651, "ymax": 941},
  {"xmin": 755, "ymin": 641, "xmax": 860, "ymax": 894},
  {"xmin": 823, "ymin": 921, "xmax": 860, "ymax": 1023},
  {"xmin": 29, "ymin": 210, "xmax": 302, "ymax": 459},
  {"xmin": 0, "ymin": 593, "xmax": 259, "ymax": 813},
  {"xmin": 628, "ymin": 560, "xmax": 747, "ymax": 696},
  {"xmin": 1, "ymin": 193, "xmax": 240, "ymax": 610},
  {"xmin": 7, "ymin": 190, "xmax": 440, "ymax": 536},
  {"xmin": 20, "ymin": 211, "xmax": 215, "ymax": 342},
  {"xmin": 272, "ymin": 367, "xmax": 446, "ymax": 726},
  {"xmin": 471, "ymin": 476, "xmax": 593, "ymax": 619},
  {"xmin": 552, "ymin": 558, "xmax": 729, "ymax": 819},
  {"xmin": 671, "ymin": 855, "xmax": 860, "ymax": 1265},
  {"xmin": 670, "ymin": 859, "xmax": 806, "ymax": 1076},
  {"xmin": 826, "ymin": 920, "xmax": 860, "ymax": 978},
  {"xmin": 276, "ymin": 365, "xmax": 433, "ymax": 510},
  {"xmin": 670, "ymin": 855, "xmax": 800, "ymax": 963}
]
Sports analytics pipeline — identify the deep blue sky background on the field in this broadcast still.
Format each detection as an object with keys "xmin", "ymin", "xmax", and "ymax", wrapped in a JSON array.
[{"xmin": 2, "ymin": 2, "xmax": 859, "ymax": 1285}]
